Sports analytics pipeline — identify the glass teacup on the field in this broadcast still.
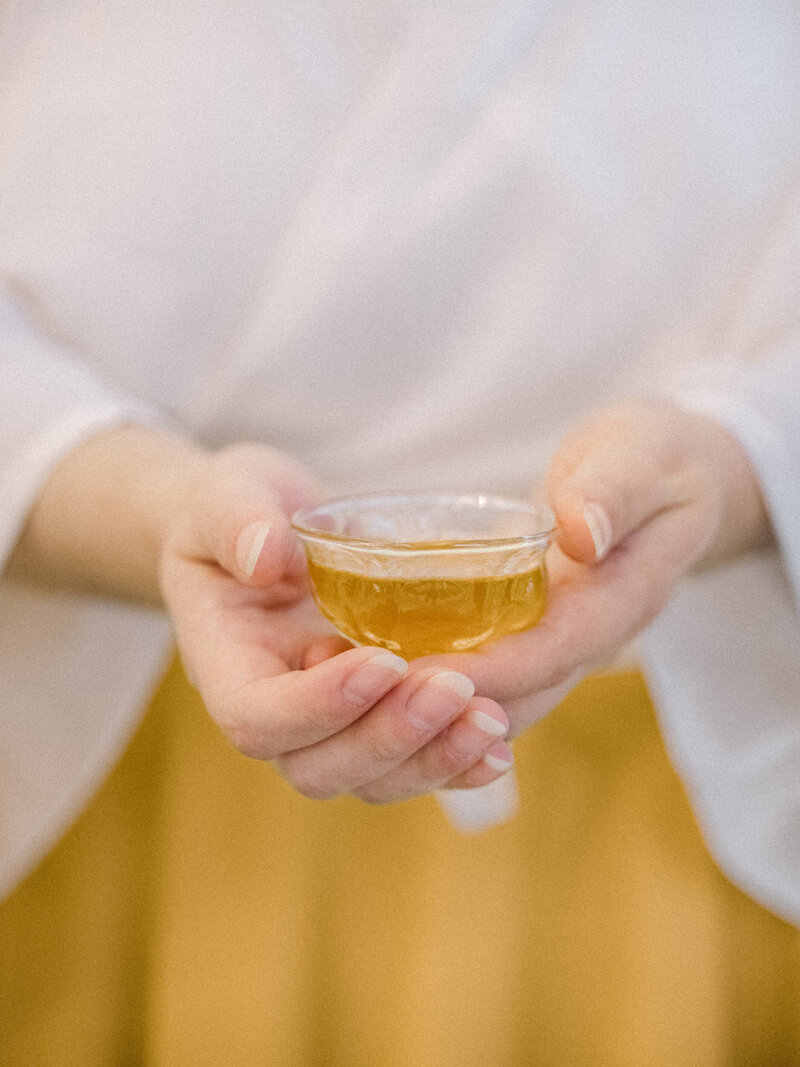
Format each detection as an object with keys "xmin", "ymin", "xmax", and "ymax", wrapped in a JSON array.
[{"xmin": 291, "ymin": 493, "xmax": 555, "ymax": 660}]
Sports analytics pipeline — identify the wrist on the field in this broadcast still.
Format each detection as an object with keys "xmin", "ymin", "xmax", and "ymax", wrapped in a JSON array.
[
  {"xmin": 7, "ymin": 423, "xmax": 209, "ymax": 603},
  {"xmin": 688, "ymin": 411, "xmax": 773, "ymax": 568}
]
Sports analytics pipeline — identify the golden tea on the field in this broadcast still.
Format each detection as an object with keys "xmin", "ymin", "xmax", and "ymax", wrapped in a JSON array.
[
  {"xmin": 307, "ymin": 558, "xmax": 547, "ymax": 659},
  {"xmin": 293, "ymin": 493, "xmax": 555, "ymax": 659}
]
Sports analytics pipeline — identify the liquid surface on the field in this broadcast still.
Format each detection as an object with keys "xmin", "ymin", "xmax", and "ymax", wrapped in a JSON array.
[{"xmin": 307, "ymin": 560, "xmax": 547, "ymax": 659}]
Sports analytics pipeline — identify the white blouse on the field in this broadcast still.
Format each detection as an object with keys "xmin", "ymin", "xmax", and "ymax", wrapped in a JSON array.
[{"xmin": 1, "ymin": 0, "xmax": 800, "ymax": 917}]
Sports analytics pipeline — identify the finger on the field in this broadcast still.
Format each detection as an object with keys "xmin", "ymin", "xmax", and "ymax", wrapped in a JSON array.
[
  {"xmin": 545, "ymin": 401, "xmax": 702, "ymax": 564},
  {"xmin": 167, "ymin": 541, "xmax": 424, "ymax": 762},
  {"xmin": 420, "ymin": 499, "xmax": 704, "ymax": 710},
  {"xmin": 198, "ymin": 493, "xmax": 303, "ymax": 588},
  {"xmin": 275, "ymin": 667, "xmax": 483, "ymax": 799},
  {"xmin": 351, "ymin": 698, "xmax": 514, "ymax": 803},
  {"xmin": 440, "ymin": 746, "xmax": 516, "ymax": 791},
  {"xmin": 498, "ymin": 671, "xmax": 586, "ymax": 739},
  {"xmin": 174, "ymin": 445, "xmax": 318, "ymax": 588},
  {"xmin": 208, "ymin": 643, "xmax": 419, "ymax": 760}
]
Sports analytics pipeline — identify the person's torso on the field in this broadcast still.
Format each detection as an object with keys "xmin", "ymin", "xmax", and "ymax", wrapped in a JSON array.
[{"xmin": 2, "ymin": 0, "xmax": 799, "ymax": 493}]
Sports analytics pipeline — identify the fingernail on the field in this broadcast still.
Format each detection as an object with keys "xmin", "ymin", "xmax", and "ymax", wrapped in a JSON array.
[
  {"xmin": 426, "ymin": 671, "xmax": 475, "ymax": 701},
  {"xmin": 342, "ymin": 651, "xmax": 408, "ymax": 706},
  {"xmin": 368, "ymin": 650, "xmax": 408, "ymax": 675},
  {"xmin": 484, "ymin": 749, "xmax": 514, "ymax": 772},
  {"xmin": 467, "ymin": 707, "xmax": 507, "ymax": 737},
  {"xmin": 405, "ymin": 670, "xmax": 475, "ymax": 731},
  {"xmin": 583, "ymin": 502, "xmax": 612, "ymax": 561},
  {"xmin": 236, "ymin": 521, "xmax": 272, "ymax": 577}
]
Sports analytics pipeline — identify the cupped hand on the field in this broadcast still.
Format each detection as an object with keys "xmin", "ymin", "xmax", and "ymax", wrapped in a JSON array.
[
  {"xmin": 419, "ymin": 399, "xmax": 771, "ymax": 739},
  {"xmin": 158, "ymin": 443, "xmax": 513, "ymax": 802}
]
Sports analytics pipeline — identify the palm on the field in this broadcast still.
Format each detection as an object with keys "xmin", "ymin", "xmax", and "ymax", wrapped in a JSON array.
[{"xmin": 162, "ymin": 553, "xmax": 348, "ymax": 724}]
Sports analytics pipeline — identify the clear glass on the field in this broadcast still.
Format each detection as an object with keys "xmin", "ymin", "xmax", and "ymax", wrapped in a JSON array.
[{"xmin": 291, "ymin": 493, "xmax": 555, "ymax": 659}]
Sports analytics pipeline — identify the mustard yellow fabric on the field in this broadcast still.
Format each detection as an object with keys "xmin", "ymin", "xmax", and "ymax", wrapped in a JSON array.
[{"xmin": 2, "ymin": 660, "xmax": 800, "ymax": 1066}]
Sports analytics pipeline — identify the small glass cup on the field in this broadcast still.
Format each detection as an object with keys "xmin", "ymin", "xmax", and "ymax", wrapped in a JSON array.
[{"xmin": 291, "ymin": 493, "xmax": 555, "ymax": 660}]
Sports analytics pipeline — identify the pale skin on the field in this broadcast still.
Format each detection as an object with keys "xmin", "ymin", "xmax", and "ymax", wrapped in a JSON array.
[{"xmin": 6, "ymin": 398, "xmax": 771, "ymax": 803}]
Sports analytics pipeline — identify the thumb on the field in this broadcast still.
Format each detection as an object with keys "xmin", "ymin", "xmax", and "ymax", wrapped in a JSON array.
[
  {"xmin": 233, "ymin": 517, "xmax": 305, "ymax": 586},
  {"xmin": 544, "ymin": 403, "xmax": 697, "ymax": 564},
  {"xmin": 180, "ymin": 445, "xmax": 315, "ymax": 588}
]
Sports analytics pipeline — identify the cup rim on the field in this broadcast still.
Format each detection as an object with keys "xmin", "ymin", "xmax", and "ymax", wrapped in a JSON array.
[{"xmin": 290, "ymin": 492, "xmax": 556, "ymax": 553}]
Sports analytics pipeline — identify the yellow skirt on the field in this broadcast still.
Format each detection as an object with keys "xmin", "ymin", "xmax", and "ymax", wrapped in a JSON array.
[{"xmin": 2, "ymin": 660, "xmax": 800, "ymax": 1066}]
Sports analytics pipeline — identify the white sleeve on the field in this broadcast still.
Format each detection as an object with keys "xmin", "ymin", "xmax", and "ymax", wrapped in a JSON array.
[
  {"xmin": 0, "ymin": 287, "xmax": 176, "ymax": 900},
  {"xmin": 666, "ymin": 344, "xmax": 800, "ymax": 601},
  {"xmin": 674, "ymin": 344, "xmax": 800, "ymax": 599},
  {"xmin": 637, "ymin": 344, "xmax": 800, "ymax": 923},
  {"xmin": 0, "ymin": 287, "xmax": 164, "ymax": 568}
]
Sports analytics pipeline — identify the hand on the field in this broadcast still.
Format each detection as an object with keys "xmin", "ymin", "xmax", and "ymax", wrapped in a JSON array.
[
  {"xmin": 416, "ymin": 399, "xmax": 772, "ymax": 737},
  {"xmin": 159, "ymin": 443, "xmax": 514, "ymax": 802}
]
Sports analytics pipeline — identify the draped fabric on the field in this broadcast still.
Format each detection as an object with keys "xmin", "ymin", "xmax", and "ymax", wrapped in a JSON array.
[{"xmin": 3, "ymin": 660, "xmax": 799, "ymax": 1066}]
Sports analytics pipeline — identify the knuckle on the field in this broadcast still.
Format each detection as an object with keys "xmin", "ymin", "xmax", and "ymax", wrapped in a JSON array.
[
  {"xmin": 440, "ymin": 727, "xmax": 480, "ymax": 768},
  {"xmin": 439, "ymin": 746, "xmax": 474, "ymax": 774},
  {"xmin": 363, "ymin": 726, "xmax": 406, "ymax": 767}
]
